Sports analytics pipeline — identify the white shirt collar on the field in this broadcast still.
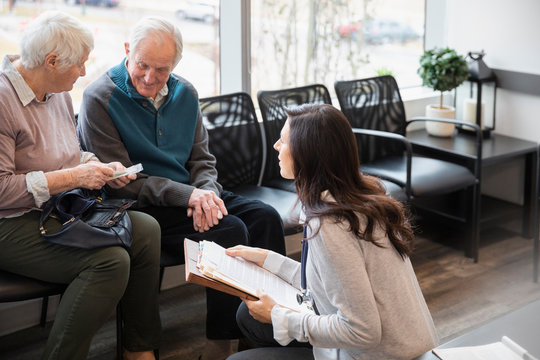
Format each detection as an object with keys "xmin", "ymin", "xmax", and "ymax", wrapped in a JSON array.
[{"xmin": 1, "ymin": 55, "xmax": 50, "ymax": 106}]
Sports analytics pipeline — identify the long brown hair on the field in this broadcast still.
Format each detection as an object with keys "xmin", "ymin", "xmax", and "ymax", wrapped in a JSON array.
[{"xmin": 286, "ymin": 104, "xmax": 414, "ymax": 257}]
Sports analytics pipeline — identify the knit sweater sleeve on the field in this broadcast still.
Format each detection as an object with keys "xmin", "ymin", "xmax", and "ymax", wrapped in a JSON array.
[
  {"xmin": 271, "ymin": 219, "xmax": 383, "ymax": 350},
  {"xmin": 78, "ymin": 74, "xmax": 195, "ymax": 207},
  {"xmin": 182, "ymin": 79, "xmax": 221, "ymax": 195}
]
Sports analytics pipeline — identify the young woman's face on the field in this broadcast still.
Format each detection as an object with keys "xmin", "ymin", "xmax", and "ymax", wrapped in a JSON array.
[{"xmin": 273, "ymin": 120, "xmax": 294, "ymax": 179}]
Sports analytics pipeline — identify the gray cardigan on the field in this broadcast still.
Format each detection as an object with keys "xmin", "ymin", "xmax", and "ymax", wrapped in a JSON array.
[{"xmin": 263, "ymin": 195, "xmax": 439, "ymax": 359}]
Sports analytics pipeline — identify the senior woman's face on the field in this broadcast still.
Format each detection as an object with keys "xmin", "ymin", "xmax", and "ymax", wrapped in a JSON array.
[
  {"xmin": 273, "ymin": 120, "xmax": 294, "ymax": 179},
  {"xmin": 53, "ymin": 50, "xmax": 89, "ymax": 92}
]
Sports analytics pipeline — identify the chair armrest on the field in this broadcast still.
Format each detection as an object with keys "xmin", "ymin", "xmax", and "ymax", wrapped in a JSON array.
[
  {"xmin": 406, "ymin": 116, "xmax": 483, "ymax": 179},
  {"xmin": 408, "ymin": 115, "xmax": 480, "ymax": 130},
  {"xmin": 352, "ymin": 128, "xmax": 413, "ymax": 200}
]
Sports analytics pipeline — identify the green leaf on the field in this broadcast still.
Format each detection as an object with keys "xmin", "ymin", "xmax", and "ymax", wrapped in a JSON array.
[{"xmin": 417, "ymin": 47, "xmax": 469, "ymax": 94}]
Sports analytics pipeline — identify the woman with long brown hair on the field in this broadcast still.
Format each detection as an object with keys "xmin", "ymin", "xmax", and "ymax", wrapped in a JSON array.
[{"xmin": 226, "ymin": 104, "xmax": 438, "ymax": 359}]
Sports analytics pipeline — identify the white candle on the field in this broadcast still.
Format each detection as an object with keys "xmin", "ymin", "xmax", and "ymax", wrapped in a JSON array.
[{"xmin": 463, "ymin": 98, "xmax": 485, "ymax": 128}]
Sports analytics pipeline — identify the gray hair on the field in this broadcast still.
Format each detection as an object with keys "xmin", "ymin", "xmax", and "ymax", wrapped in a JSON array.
[
  {"xmin": 19, "ymin": 11, "xmax": 94, "ymax": 71},
  {"xmin": 128, "ymin": 16, "xmax": 183, "ymax": 67}
]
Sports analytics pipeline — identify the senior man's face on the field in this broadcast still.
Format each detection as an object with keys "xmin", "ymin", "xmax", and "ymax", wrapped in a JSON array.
[{"xmin": 125, "ymin": 34, "xmax": 176, "ymax": 99}]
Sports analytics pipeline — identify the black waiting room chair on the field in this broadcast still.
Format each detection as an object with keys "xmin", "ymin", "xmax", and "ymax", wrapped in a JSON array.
[
  {"xmin": 257, "ymin": 83, "xmax": 405, "ymax": 201},
  {"xmin": 334, "ymin": 75, "xmax": 482, "ymax": 261},
  {"xmin": 158, "ymin": 92, "xmax": 304, "ymax": 301},
  {"xmin": 0, "ymin": 270, "xmax": 124, "ymax": 359},
  {"xmin": 199, "ymin": 91, "xmax": 302, "ymax": 236},
  {"xmin": 0, "ymin": 270, "xmax": 66, "ymax": 328},
  {"xmin": 256, "ymin": 84, "xmax": 333, "ymax": 193}
]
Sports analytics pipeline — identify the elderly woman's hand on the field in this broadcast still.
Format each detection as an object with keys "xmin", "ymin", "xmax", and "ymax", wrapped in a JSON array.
[
  {"xmin": 72, "ymin": 162, "xmax": 114, "ymax": 190},
  {"xmin": 105, "ymin": 162, "xmax": 136, "ymax": 189}
]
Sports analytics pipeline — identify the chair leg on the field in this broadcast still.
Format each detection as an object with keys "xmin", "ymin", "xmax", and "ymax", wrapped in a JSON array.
[
  {"xmin": 158, "ymin": 266, "xmax": 165, "ymax": 293},
  {"xmin": 40, "ymin": 296, "xmax": 49, "ymax": 327},
  {"xmin": 116, "ymin": 303, "xmax": 123, "ymax": 360},
  {"xmin": 469, "ymin": 184, "xmax": 481, "ymax": 263},
  {"xmin": 462, "ymin": 185, "xmax": 480, "ymax": 262}
]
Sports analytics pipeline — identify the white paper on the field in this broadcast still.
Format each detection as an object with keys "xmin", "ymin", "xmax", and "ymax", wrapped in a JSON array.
[
  {"xmin": 433, "ymin": 336, "xmax": 534, "ymax": 360},
  {"xmin": 110, "ymin": 163, "xmax": 143, "ymax": 180},
  {"xmin": 198, "ymin": 241, "xmax": 307, "ymax": 313}
]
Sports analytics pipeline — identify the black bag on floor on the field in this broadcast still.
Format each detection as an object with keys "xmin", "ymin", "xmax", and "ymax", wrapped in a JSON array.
[{"xmin": 39, "ymin": 188, "xmax": 135, "ymax": 250}]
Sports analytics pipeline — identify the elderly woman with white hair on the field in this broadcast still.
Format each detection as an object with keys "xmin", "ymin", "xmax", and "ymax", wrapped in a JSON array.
[{"xmin": 0, "ymin": 11, "xmax": 161, "ymax": 360}]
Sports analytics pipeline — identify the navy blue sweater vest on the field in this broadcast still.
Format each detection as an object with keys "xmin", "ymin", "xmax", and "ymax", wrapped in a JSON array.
[{"xmin": 107, "ymin": 61, "xmax": 198, "ymax": 184}]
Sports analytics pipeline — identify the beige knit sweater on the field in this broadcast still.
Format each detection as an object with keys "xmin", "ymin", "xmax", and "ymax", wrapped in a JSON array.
[{"xmin": 263, "ymin": 194, "xmax": 439, "ymax": 359}]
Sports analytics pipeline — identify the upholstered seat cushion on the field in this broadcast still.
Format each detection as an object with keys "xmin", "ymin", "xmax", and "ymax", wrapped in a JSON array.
[
  {"xmin": 261, "ymin": 178, "xmax": 296, "ymax": 193},
  {"xmin": 362, "ymin": 156, "xmax": 477, "ymax": 197},
  {"xmin": 232, "ymin": 184, "xmax": 301, "ymax": 236},
  {"xmin": 379, "ymin": 178, "xmax": 407, "ymax": 202},
  {"xmin": 0, "ymin": 271, "xmax": 65, "ymax": 302}
]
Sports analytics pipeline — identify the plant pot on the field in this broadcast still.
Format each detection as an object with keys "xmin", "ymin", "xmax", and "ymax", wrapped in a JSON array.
[{"xmin": 425, "ymin": 105, "xmax": 456, "ymax": 137}]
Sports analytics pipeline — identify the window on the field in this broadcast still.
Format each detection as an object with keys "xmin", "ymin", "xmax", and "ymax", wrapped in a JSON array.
[
  {"xmin": 250, "ymin": 0, "xmax": 425, "ymax": 96},
  {"xmin": 0, "ymin": 0, "xmax": 220, "ymax": 111}
]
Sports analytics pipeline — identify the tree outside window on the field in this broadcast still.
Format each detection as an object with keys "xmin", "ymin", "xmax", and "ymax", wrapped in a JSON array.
[{"xmin": 250, "ymin": 0, "xmax": 425, "ymax": 96}]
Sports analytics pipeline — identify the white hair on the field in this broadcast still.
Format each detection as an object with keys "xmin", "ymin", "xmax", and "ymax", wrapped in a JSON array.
[
  {"xmin": 19, "ymin": 11, "xmax": 94, "ymax": 71},
  {"xmin": 128, "ymin": 16, "xmax": 183, "ymax": 67}
]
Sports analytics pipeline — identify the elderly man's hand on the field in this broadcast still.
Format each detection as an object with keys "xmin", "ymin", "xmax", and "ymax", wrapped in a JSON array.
[
  {"xmin": 187, "ymin": 188, "xmax": 228, "ymax": 232},
  {"xmin": 104, "ymin": 162, "xmax": 136, "ymax": 189}
]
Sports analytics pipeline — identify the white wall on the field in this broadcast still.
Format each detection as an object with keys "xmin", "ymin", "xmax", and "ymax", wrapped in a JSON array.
[
  {"xmin": 444, "ymin": 0, "xmax": 540, "ymax": 142},
  {"xmin": 445, "ymin": 0, "xmax": 540, "ymax": 75},
  {"xmin": 437, "ymin": 0, "xmax": 540, "ymax": 203}
]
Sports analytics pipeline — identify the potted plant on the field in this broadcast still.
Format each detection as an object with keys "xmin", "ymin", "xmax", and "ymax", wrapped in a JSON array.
[{"xmin": 418, "ymin": 47, "xmax": 469, "ymax": 137}]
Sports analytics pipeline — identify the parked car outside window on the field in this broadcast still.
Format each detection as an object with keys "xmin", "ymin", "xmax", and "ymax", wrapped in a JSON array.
[
  {"xmin": 337, "ymin": 19, "xmax": 419, "ymax": 44},
  {"xmin": 65, "ymin": 0, "xmax": 120, "ymax": 7},
  {"xmin": 175, "ymin": 1, "xmax": 218, "ymax": 23}
]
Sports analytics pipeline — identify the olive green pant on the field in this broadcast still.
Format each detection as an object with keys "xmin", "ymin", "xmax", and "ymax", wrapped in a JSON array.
[{"xmin": 0, "ymin": 210, "xmax": 162, "ymax": 359}]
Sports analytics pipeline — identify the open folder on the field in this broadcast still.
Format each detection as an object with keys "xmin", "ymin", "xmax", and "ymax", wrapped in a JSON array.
[{"xmin": 184, "ymin": 238, "xmax": 308, "ymax": 312}]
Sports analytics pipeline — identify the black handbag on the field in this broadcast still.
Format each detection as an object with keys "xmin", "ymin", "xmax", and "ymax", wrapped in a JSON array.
[{"xmin": 39, "ymin": 188, "xmax": 135, "ymax": 251}]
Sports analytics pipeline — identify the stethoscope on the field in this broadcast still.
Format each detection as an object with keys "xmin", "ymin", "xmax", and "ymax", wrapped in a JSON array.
[{"xmin": 296, "ymin": 225, "xmax": 318, "ymax": 314}]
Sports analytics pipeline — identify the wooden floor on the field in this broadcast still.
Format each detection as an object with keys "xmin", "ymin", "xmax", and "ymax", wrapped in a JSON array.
[{"xmin": 1, "ymin": 218, "xmax": 539, "ymax": 359}]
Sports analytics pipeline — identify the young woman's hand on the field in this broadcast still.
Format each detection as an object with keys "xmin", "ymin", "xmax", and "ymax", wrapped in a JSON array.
[
  {"xmin": 244, "ymin": 290, "xmax": 277, "ymax": 324},
  {"xmin": 225, "ymin": 245, "xmax": 269, "ymax": 267}
]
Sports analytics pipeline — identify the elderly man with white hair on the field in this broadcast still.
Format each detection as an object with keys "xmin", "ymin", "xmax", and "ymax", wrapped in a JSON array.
[
  {"xmin": 78, "ymin": 16, "xmax": 286, "ymax": 359},
  {"xmin": 0, "ymin": 11, "xmax": 162, "ymax": 360}
]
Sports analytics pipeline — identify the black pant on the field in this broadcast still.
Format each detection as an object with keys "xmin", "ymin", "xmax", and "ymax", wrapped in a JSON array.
[
  {"xmin": 227, "ymin": 302, "xmax": 313, "ymax": 360},
  {"xmin": 140, "ymin": 190, "xmax": 286, "ymax": 339}
]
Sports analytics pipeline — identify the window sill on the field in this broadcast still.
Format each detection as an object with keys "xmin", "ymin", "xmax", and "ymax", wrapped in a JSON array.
[{"xmin": 400, "ymin": 85, "xmax": 439, "ymax": 102}]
